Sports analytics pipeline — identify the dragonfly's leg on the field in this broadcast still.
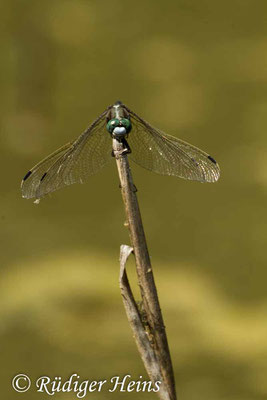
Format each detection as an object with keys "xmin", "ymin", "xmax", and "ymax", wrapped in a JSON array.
[
  {"xmin": 112, "ymin": 137, "xmax": 131, "ymax": 157},
  {"xmin": 121, "ymin": 138, "xmax": 131, "ymax": 155}
]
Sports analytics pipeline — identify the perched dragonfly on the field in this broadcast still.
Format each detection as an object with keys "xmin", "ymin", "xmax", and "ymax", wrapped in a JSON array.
[{"xmin": 21, "ymin": 101, "xmax": 220, "ymax": 201}]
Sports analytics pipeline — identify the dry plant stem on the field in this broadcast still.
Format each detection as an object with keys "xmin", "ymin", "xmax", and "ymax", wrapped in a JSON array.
[
  {"xmin": 113, "ymin": 138, "xmax": 176, "ymax": 400},
  {"xmin": 119, "ymin": 245, "xmax": 170, "ymax": 400}
]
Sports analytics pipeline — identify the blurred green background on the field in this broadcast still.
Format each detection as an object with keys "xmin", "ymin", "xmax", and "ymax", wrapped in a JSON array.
[{"xmin": 1, "ymin": 0, "xmax": 267, "ymax": 399}]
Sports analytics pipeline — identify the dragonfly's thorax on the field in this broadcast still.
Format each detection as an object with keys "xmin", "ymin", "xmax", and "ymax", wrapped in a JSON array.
[
  {"xmin": 106, "ymin": 104, "xmax": 132, "ymax": 138},
  {"xmin": 111, "ymin": 103, "xmax": 127, "ymax": 119}
]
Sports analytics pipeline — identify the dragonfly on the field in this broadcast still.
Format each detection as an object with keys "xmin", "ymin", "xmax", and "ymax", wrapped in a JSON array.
[{"xmin": 21, "ymin": 101, "xmax": 220, "ymax": 202}]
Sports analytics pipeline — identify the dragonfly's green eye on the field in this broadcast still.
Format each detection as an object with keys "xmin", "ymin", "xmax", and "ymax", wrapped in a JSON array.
[
  {"xmin": 120, "ymin": 118, "xmax": 132, "ymax": 133},
  {"xmin": 107, "ymin": 118, "xmax": 120, "ymax": 133}
]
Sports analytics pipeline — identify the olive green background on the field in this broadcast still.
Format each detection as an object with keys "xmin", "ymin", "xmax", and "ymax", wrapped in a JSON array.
[{"xmin": 1, "ymin": 1, "xmax": 267, "ymax": 399}]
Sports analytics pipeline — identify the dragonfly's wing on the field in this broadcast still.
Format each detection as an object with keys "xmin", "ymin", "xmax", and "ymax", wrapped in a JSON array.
[
  {"xmin": 21, "ymin": 142, "xmax": 73, "ymax": 199},
  {"xmin": 126, "ymin": 109, "xmax": 220, "ymax": 183},
  {"xmin": 21, "ymin": 108, "xmax": 112, "ymax": 199}
]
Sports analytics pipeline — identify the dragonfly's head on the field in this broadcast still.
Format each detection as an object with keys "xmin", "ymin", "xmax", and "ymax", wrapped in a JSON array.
[{"xmin": 106, "ymin": 118, "xmax": 132, "ymax": 138}]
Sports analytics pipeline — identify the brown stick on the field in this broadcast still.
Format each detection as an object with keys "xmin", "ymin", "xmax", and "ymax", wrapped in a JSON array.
[{"xmin": 113, "ymin": 138, "xmax": 176, "ymax": 400}]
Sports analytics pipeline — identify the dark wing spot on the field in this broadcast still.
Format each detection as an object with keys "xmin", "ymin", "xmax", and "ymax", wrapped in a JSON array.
[
  {"xmin": 23, "ymin": 170, "xmax": 32, "ymax": 181},
  {"xmin": 40, "ymin": 172, "xmax": 47, "ymax": 182},
  {"xmin": 208, "ymin": 155, "xmax": 217, "ymax": 164}
]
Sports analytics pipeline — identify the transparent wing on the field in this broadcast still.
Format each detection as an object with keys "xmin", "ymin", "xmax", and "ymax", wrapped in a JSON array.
[
  {"xmin": 21, "ymin": 108, "xmax": 112, "ymax": 199},
  {"xmin": 21, "ymin": 141, "xmax": 73, "ymax": 199},
  {"xmin": 126, "ymin": 108, "xmax": 220, "ymax": 183}
]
